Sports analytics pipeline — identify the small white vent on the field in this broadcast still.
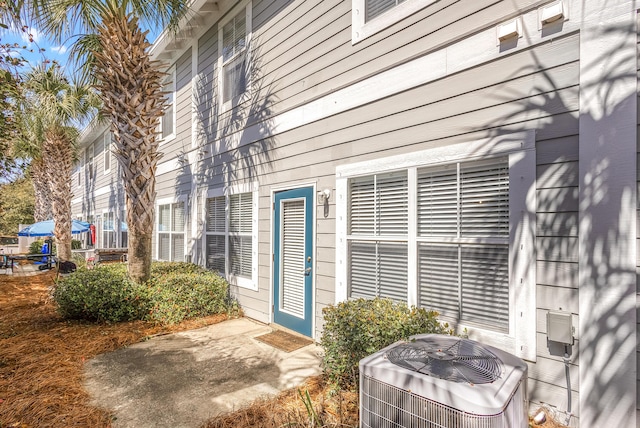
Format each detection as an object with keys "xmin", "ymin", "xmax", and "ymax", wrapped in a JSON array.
[{"xmin": 360, "ymin": 334, "xmax": 528, "ymax": 428}]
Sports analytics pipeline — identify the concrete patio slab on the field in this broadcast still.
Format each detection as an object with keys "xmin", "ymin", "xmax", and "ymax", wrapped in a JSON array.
[{"xmin": 83, "ymin": 317, "xmax": 322, "ymax": 428}]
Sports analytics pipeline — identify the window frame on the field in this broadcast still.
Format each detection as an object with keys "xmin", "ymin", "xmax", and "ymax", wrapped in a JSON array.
[
  {"xmin": 217, "ymin": 1, "xmax": 252, "ymax": 112},
  {"xmin": 85, "ymin": 144, "xmax": 94, "ymax": 183},
  {"xmin": 351, "ymin": 0, "xmax": 437, "ymax": 44},
  {"xmin": 102, "ymin": 210, "xmax": 116, "ymax": 248},
  {"xmin": 103, "ymin": 132, "xmax": 112, "ymax": 175},
  {"xmin": 335, "ymin": 131, "xmax": 536, "ymax": 361},
  {"xmin": 156, "ymin": 196, "xmax": 187, "ymax": 262},
  {"xmin": 160, "ymin": 65, "xmax": 177, "ymax": 143},
  {"xmin": 203, "ymin": 182, "xmax": 259, "ymax": 291}
]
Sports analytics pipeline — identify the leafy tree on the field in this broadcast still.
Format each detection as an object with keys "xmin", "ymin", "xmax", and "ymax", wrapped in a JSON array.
[
  {"xmin": 27, "ymin": 0, "xmax": 191, "ymax": 283},
  {"xmin": 0, "ymin": 175, "xmax": 35, "ymax": 235},
  {"xmin": 19, "ymin": 64, "xmax": 97, "ymax": 261}
]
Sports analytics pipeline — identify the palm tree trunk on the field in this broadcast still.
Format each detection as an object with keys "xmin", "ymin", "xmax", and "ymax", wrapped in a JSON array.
[
  {"xmin": 92, "ymin": 13, "xmax": 167, "ymax": 283},
  {"xmin": 30, "ymin": 157, "xmax": 53, "ymax": 222},
  {"xmin": 42, "ymin": 131, "xmax": 73, "ymax": 262}
]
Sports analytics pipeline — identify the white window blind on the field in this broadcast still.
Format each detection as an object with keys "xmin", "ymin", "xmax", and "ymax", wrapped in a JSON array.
[
  {"xmin": 161, "ymin": 68, "xmax": 175, "ymax": 138},
  {"xmin": 348, "ymin": 171, "xmax": 408, "ymax": 301},
  {"xmin": 157, "ymin": 201, "xmax": 185, "ymax": 261},
  {"xmin": 222, "ymin": 9, "xmax": 247, "ymax": 104},
  {"xmin": 206, "ymin": 196, "xmax": 226, "ymax": 273},
  {"xmin": 205, "ymin": 192, "xmax": 254, "ymax": 280},
  {"xmin": 417, "ymin": 158, "xmax": 510, "ymax": 332},
  {"xmin": 103, "ymin": 212, "xmax": 115, "ymax": 248},
  {"xmin": 103, "ymin": 133, "xmax": 111, "ymax": 173},
  {"xmin": 230, "ymin": 193, "xmax": 252, "ymax": 278},
  {"xmin": 366, "ymin": 0, "xmax": 406, "ymax": 22},
  {"xmin": 346, "ymin": 158, "xmax": 511, "ymax": 332}
]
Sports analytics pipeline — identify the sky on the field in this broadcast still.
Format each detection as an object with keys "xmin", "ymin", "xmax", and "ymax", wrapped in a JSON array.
[
  {"xmin": 1, "ymin": 20, "xmax": 162, "ymax": 79},
  {"xmin": 1, "ymin": 24, "xmax": 73, "ymax": 74}
]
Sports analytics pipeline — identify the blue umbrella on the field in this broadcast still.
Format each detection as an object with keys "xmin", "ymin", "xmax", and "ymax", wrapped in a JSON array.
[{"xmin": 18, "ymin": 219, "xmax": 91, "ymax": 237}]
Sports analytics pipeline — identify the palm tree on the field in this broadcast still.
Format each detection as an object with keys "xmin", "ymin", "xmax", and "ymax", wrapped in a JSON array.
[
  {"xmin": 20, "ymin": 64, "xmax": 96, "ymax": 261},
  {"xmin": 28, "ymin": 0, "xmax": 190, "ymax": 283}
]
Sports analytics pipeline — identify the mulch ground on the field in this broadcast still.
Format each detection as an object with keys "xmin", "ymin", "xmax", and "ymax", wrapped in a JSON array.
[{"xmin": 0, "ymin": 269, "xmax": 226, "ymax": 428}]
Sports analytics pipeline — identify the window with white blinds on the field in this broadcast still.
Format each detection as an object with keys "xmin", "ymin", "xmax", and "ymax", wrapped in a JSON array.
[
  {"xmin": 157, "ymin": 201, "xmax": 185, "ymax": 261},
  {"xmin": 102, "ymin": 212, "xmax": 115, "ymax": 248},
  {"xmin": 161, "ymin": 66, "xmax": 175, "ymax": 139},
  {"xmin": 103, "ymin": 132, "xmax": 111, "ymax": 174},
  {"xmin": 352, "ymin": 0, "xmax": 437, "ymax": 44},
  {"xmin": 348, "ymin": 171, "xmax": 408, "ymax": 301},
  {"xmin": 221, "ymin": 7, "xmax": 249, "ymax": 105},
  {"xmin": 417, "ymin": 158, "xmax": 509, "ymax": 331},
  {"xmin": 346, "ymin": 158, "xmax": 511, "ymax": 332},
  {"xmin": 365, "ymin": 0, "xmax": 406, "ymax": 22},
  {"xmin": 205, "ymin": 191, "xmax": 254, "ymax": 284}
]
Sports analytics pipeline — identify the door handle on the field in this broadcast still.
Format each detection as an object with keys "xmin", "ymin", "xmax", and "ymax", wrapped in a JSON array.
[{"xmin": 303, "ymin": 267, "xmax": 312, "ymax": 276}]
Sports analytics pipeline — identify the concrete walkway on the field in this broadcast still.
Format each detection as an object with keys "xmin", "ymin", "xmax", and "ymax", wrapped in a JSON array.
[{"xmin": 83, "ymin": 318, "xmax": 323, "ymax": 428}]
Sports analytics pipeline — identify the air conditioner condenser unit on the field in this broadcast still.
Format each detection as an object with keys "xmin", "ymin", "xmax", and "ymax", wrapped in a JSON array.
[{"xmin": 359, "ymin": 334, "xmax": 528, "ymax": 428}]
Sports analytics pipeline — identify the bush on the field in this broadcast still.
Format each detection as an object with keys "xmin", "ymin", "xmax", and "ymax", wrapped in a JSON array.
[
  {"xmin": 53, "ymin": 261, "xmax": 232, "ymax": 325},
  {"xmin": 71, "ymin": 239, "xmax": 82, "ymax": 250},
  {"xmin": 150, "ymin": 261, "xmax": 207, "ymax": 276},
  {"xmin": 53, "ymin": 264, "xmax": 148, "ymax": 322},
  {"xmin": 320, "ymin": 298, "xmax": 452, "ymax": 391},
  {"xmin": 146, "ymin": 270, "xmax": 229, "ymax": 325}
]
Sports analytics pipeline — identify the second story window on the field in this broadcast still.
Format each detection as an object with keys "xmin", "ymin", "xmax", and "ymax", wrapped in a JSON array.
[
  {"xmin": 161, "ymin": 66, "xmax": 176, "ymax": 140},
  {"xmin": 220, "ymin": 4, "xmax": 251, "ymax": 108},
  {"xmin": 366, "ymin": 0, "xmax": 405, "ymax": 22},
  {"xmin": 85, "ymin": 145, "xmax": 94, "ymax": 182},
  {"xmin": 103, "ymin": 132, "xmax": 111, "ymax": 174}
]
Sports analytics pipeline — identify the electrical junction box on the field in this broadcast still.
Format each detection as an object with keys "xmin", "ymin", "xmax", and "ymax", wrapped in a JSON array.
[{"xmin": 547, "ymin": 310, "xmax": 574, "ymax": 344}]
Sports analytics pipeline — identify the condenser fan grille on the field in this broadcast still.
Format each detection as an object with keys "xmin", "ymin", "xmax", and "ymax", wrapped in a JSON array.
[{"xmin": 386, "ymin": 336, "xmax": 502, "ymax": 384}]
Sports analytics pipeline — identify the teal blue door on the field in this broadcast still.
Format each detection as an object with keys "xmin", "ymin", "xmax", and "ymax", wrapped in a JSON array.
[{"xmin": 273, "ymin": 187, "xmax": 314, "ymax": 337}]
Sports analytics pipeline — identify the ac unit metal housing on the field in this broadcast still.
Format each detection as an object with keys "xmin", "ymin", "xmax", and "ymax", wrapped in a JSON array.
[{"xmin": 359, "ymin": 334, "xmax": 528, "ymax": 428}]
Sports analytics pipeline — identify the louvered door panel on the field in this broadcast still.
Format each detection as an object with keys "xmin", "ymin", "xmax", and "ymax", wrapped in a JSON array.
[{"xmin": 281, "ymin": 199, "xmax": 305, "ymax": 318}]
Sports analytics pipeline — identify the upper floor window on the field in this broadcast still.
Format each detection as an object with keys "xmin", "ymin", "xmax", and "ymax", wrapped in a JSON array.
[
  {"xmin": 103, "ymin": 132, "xmax": 112, "ymax": 174},
  {"xmin": 219, "ymin": 3, "xmax": 251, "ymax": 109},
  {"xmin": 161, "ymin": 66, "xmax": 176, "ymax": 140},
  {"xmin": 352, "ymin": 0, "xmax": 437, "ymax": 44},
  {"xmin": 85, "ymin": 144, "xmax": 94, "ymax": 182}
]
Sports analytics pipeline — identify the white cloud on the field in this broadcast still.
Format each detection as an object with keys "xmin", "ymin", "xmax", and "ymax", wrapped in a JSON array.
[{"xmin": 51, "ymin": 46, "xmax": 68, "ymax": 55}]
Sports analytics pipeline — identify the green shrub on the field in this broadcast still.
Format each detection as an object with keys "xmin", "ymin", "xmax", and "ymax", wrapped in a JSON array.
[
  {"xmin": 53, "ymin": 261, "xmax": 232, "ymax": 325},
  {"xmin": 320, "ymin": 298, "xmax": 452, "ymax": 391},
  {"xmin": 53, "ymin": 264, "xmax": 148, "ymax": 322},
  {"xmin": 146, "ymin": 269, "xmax": 229, "ymax": 325},
  {"xmin": 150, "ymin": 261, "xmax": 207, "ymax": 276},
  {"xmin": 71, "ymin": 239, "xmax": 82, "ymax": 250}
]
